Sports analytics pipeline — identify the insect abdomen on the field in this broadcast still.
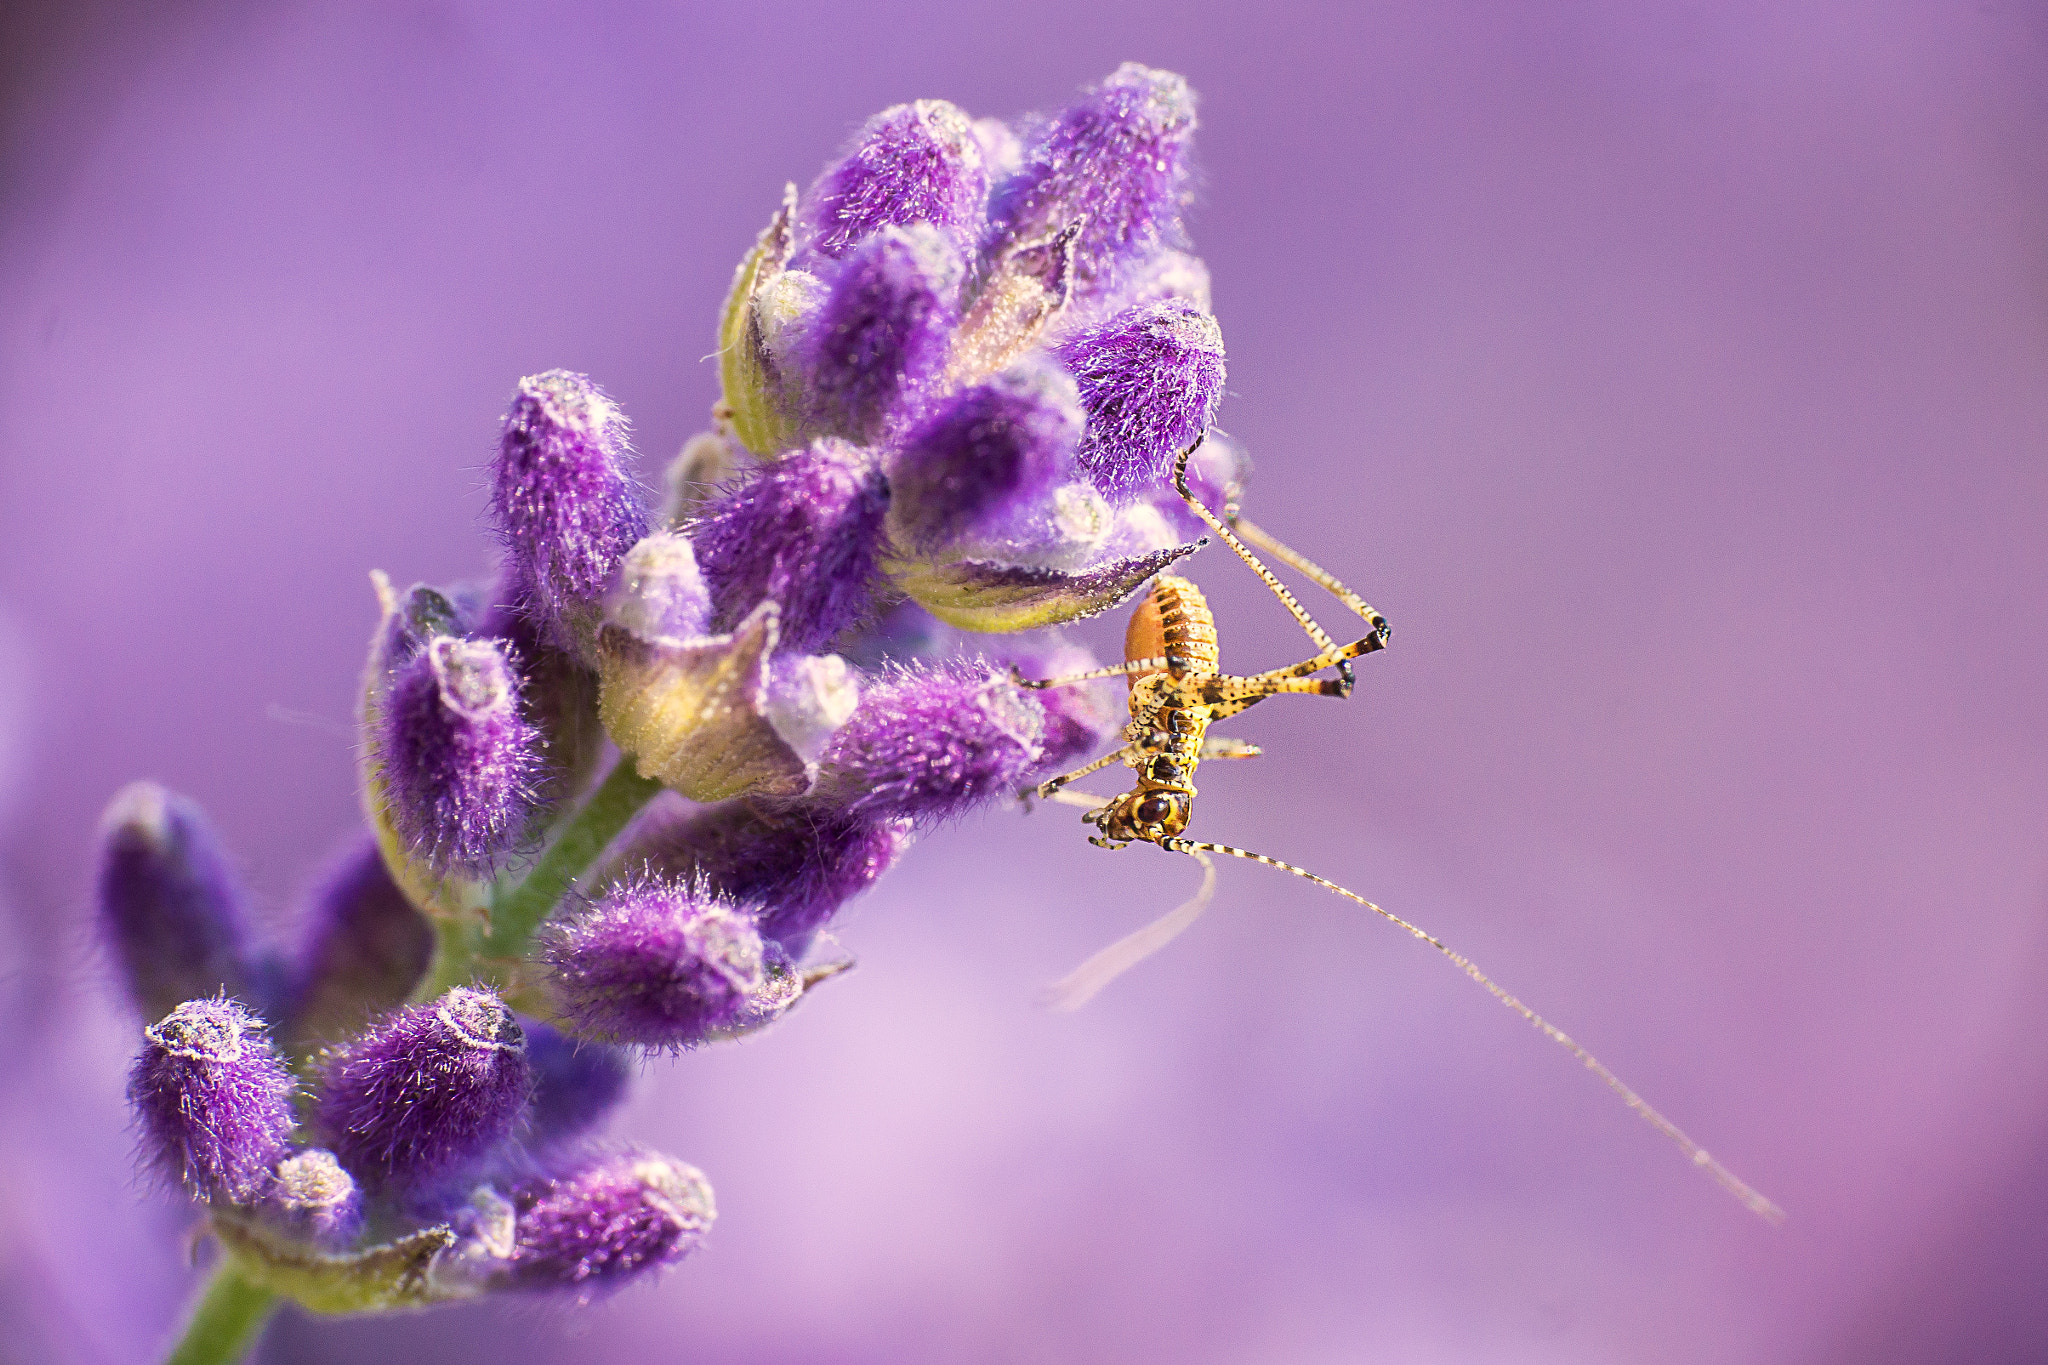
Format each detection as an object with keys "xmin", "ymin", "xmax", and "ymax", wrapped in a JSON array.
[{"xmin": 1124, "ymin": 574, "xmax": 1220, "ymax": 694}]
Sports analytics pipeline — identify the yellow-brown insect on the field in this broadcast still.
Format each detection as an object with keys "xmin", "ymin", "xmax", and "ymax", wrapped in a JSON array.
[{"xmin": 1015, "ymin": 440, "xmax": 1783, "ymax": 1224}]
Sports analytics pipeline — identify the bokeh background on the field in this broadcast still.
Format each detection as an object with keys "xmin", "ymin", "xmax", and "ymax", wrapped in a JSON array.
[{"xmin": 2, "ymin": 2, "xmax": 2044, "ymax": 1361}]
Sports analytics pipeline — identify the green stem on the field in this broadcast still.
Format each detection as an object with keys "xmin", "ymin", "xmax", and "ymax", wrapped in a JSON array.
[
  {"xmin": 499, "ymin": 756, "xmax": 663, "ymax": 948},
  {"xmin": 163, "ymin": 1265, "xmax": 277, "ymax": 1365}
]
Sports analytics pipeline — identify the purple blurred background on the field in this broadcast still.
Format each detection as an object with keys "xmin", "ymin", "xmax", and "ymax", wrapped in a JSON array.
[{"xmin": 3, "ymin": 1, "xmax": 2044, "ymax": 1361}]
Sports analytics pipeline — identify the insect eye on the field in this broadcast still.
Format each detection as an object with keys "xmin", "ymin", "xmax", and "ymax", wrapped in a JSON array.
[{"xmin": 1136, "ymin": 794, "xmax": 1176, "ymax": 825}]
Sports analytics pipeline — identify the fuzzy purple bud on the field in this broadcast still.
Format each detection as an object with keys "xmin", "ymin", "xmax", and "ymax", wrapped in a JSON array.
[
  {"xmin": 378, "ymin": 635, "xmax": 545, "ymax": 875},
  {"xmin": 804, "ymin": 100, "xmax": 989, "ymax": 260},
  {"xmin": 989, "ymin": 63, "xmax": 1198, "ymax": 300},
  {"xmin": 523, "ymin": 1022, "xmax": 632, "ymax": 1149},
  {"xmin": 284, "ymin": 835, "xmax": 433, "ymax": 1053},
  {"xmin": 128, "ymin": 997, "xmax": 296, "ymax": 1204},
  {"xmin": 621, "ymin": 801, "xmax": 908, "ymax": 955},
  {"xmin": 316, "ymin": 986, "xmax": 531, "ymax": 1194},
  {"xmin": 490, "ymin": 370, "xmax": 649, "ymax": 655},
  {"xmin": 805, "ymin": 225, "xmax": 960, "ymax": 442},
  {"xmin": 888, "ymin": 358, "xmax": 1085, "ymax": 554},
  {"xmin": 96, "ymin": 783, "xmax": 267, "ymax": 1022},
  {"xmin": 543, "ymin": 877, "xmax": 767, "ymax": 1050},
  {"xmin": 689, "ymin": 438, "xmax": 889, "ymax": 653},
  {"xmin": 262, "ymin": 1148, "xmax": 363, "ymax": 1250},
  {"xmin": 507, "ymin": 1148, "xmax": 714, "ymax": 1296},
  {"xmin": 811, "ymin": 662, "xmax": 1047, "ymax": 824},
  {"xmin": 1059, "ymin": 300, "xmax": 1226, "ymax": 502}
]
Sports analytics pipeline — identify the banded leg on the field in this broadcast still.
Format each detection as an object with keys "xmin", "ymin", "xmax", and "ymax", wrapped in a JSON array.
[
  {"xmin": 1235, "ymin": 515, "xmax": 1390, "ymax": 640},
  {"xmin": 1173, "ymin": 440, "xmax": 1390, "ymax": 688},
  {"xmin": 1012, "ymin": 657, "xmax": 1170, "ymax": 691},
  {"xmin": 1035, "ymin": 744, "xmax": 1139, "ymax": 798},
  {"xmin": 1200, "ymin": 673, "xmax": 1350, "ymax": 706}
]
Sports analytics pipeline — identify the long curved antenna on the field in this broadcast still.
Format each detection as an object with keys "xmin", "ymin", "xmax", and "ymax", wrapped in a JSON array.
[
  {"xmin": 1162, "ymin": 835, "xmax": 1785, "ymax": 1225},
  {"xmin": 1042, "ymin": 851, "xmax": 1217, "ymax": 1012}
]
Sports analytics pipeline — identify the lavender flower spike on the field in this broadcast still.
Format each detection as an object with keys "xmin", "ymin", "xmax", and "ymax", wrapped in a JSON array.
[
  {"xmin": 804, "ymin": 224, "xmax": 961, "ymax": 443},
  {"xmin": 96, "ymin": 782, "xmax": 267, "ymax": 1022},
  {"xmin": 689, "ymin": 437, "xmax": 889, "ymax": 653},
  {"xmin": 988, "ymin": 63, "xmax": 1198, "ymax": 302},
  {"xmin": 506, "ymin": 1148, "xmax": 715, "ymax": 1297},
  {"xmin": 809, "ymin": 661, "xmax": 1047, "ymax": 825},
  {"xmin": 802, "ymin": 99, "xmax": 989, "ymax": 260},
  {"xmin": 1060, "ymin": 299, "xmax": 1227, "ymax": 501},
  {"xmin": 377, "ymin": 634, "xmax": 545, "ymax": 876},
  {"xmin": 261, "ymin": 1148, "xmax": 364, "ymax": 1250},
  {"xmin": 543, "ymin": 876, "xmax": 768, "ymax": 1049},
  {"xmin": 490, "ymin": 370, "xmax": 649, "ymax": 660},
  {"xmin": 128, "ymin": 997, "xmax": 296, "ymax": 1205},
  {"xmin": 316, "ymin": 986, "xmax": 532, "ymax": 1194}
]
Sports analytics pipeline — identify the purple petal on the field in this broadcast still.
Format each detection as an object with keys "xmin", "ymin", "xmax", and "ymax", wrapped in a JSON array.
[
  {"xmin": 506, "ymin": 1147, "xmax": 714, "ymax": 1297},
  {"xmin": 802, "ymin": 99, "xmax": 989, "ymax": 260},
  {"xmin": 1059, "ymin": 299, "xmax": 1227, "ymax": 502},
  {"xmin": 128, "ymin": 997, "xmax": 297, "ymax": 1205},
  {"xmin": 803, "ymin": 225, "xmax": 961, "ymax": 442}
]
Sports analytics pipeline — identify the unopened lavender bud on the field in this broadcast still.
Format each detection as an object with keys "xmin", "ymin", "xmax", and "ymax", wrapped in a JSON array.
[
  {"xmin": 689, "ymin": 438, "xmax": 889, "ymax": 654},
  {"xmin": 618, "ymin": 802, "xmax": 908, "ymax": 955},
  {"xmin": 804, "ymin": 224, "xmax": 960, "ymax": 442},
  {"xmin": 523, "ymin": 1021, "xmax": 632, "ymax": 1150},
  {"xmin": 887, "ymin": 358, "xmax": 1085, "ymax": 555},
  {"xmin": 603, "ymin": 532, "xmax": 712, "ymax": 642},
  {"xmin": 507, "ymin": 1148, "xmax": 714, "ymax": 1296},
  {"xmin": 1059, "ymin": 300, "xmax": 1226, "ymax": 501},
  {"xmin": 378, "ymin": 635, "xmax": 544, "ymax": 875},
  {"xmin": 128, "ymin": 998, "xmax": 296, "ymax": 1204},
  {"xmin": 803, "ymin": 99, "xmax": 988, "ymax": 260},
  {"xmin": 543, "ymin": 877, "xmax": 767, "ymax": 1049},
  {"xmin": 989, "ymin": 63, "xmax": 1198, "ymax": 301},
  {"xmin": 811, "ymin": 663, "xmax": 1046, "ymax": 824},
  {"xmin": 490, "ymin": 370, "xmax": 649, "ymax": 658},
  {"xmin": 97, "ymin": 783, "xmax": 265, "ymax": 1021},
  {"xmin": 262, "ymin": 1148, "xmax": 363, "ymax": 1250},
  {"xmin": 285, "ymin": 834, "xmax": 433, "ymax": 1052},
  {"xmin": 316, "ymin": 986, "xmax": 531, "ymax": 1194}
]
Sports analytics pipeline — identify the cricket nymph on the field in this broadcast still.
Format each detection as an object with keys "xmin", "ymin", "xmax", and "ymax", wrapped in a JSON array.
[{"xmin": 1091, "ymin": 575, "xmax": 1220, "ymax": 843}]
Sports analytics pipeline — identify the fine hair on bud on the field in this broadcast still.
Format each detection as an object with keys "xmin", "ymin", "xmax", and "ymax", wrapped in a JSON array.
[
  {"xmin": 507, "ymin": 1147, "xmax": 715, "ymax": 1298},
  {"xmin": 1059, "ymin": 299, "xmax": 1226, "ymax": 502},
  {"xmin": 96, "ymin": 783, "xmax": 268, "ymax": 1022},
  {"xmin": 543, "ymin": 876, "xmax": 769, "ymax": 1050},
  {"xmin": 490, "ymin": 370, "xmax": 650, "ymax": 655},
  {"xmin": 688, "ymin": 438, "xmax": 889, "ymax": 654},
  {"xmin": 803, "ymin": 99, "xmax": 989, "ymax": 260},
  {"xmin": 314, "ymin": 986, "xmax": 532, "ymax": 1194},
  {"xmin": 128, "ymin": 997, "xmax": 297, "ymax": 1205},
  {"xmin": 378, "ymin": 634, "xmax": 545, "ymax": 875},
  {"xmin": 262, "ymin": 1148, "xmax": 363, "ymax": 1250},
  {"xmin": 988, "ymin": 63, "xmax": 1198, "ymax": 301},
  {"xmin": 810, "ymin": 661, "xmax": 1048, "ymax": 825},
  {"xmin": 804, "ymin": 224, "xmax": 961, "ymax": 443}
]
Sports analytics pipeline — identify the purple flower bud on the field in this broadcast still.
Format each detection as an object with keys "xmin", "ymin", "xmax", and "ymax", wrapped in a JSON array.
[
  {"xmin": 603, "ymin": 532, "xmax": 712, "ymax": 642},
  {"xmin": 490, "ymin": 370, "xmax": 650, "ymax": 657},
  {"xmin": 378, "ymin": 634, "xmax": 545, "ymax": 875},
  {"xmin": 1059, "ymin": 300, "xmax": 1226, "ymax": 502},
  {"xmin": 507, "ymin": 1148, "xmax": 714, "ymax": 1297},
  {"xmin": 262, "ymin": 1148, "xmax": 363, "ymax": 1250},
  {"xmin": 810, "ymin": 662, "xmax": 1047, "ymax": 824},
  {"xmin": 887, "ymin": 358, "xmax": 1085, "ymax": 555},
  {"xmin": 96, "ymin": 783, "xmax": 266, "ymax": 1022},
  {"xmin": 803, "ymin": 99, "xmax": 989, "ymax": 260},
  {"xmin": 523, "ymin": 1022, "xmax": 632, "ymax": 1149},
  {"xmin": 804, "ymin": 225, "xmax": 961, "ymax": 442},
  {"xmin": 285, "ymin": 834, "xmax": 433, "ymax": 1053},
  {"xmin": 689, "ymin": 439, "xmax": 889, "ymax": 654},
  {"xmin": 128, "ymin": 997, "xmax": 296, "ymax": 1204},
  {"xmin": 316, "ymin": 986, "xmax": 532, "ymax": 1194},
  {"xmin": 989, "ymin": 64, "xmax": 1198, "ymax": 301},
  {"xmin": 620, "ymin": 801, "xmax": 908, "ymax": 955},
  {"xmin": 1001, "ymin": 642, "xmax": 1121, "ymax": 779},
  {"xmin": 542, "ymin": 877, "xmax": 767, "ymax": 1050}
]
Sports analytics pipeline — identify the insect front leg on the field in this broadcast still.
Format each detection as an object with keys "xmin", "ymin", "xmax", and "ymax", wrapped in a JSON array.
[
  {"xmin": 1033, "ymin": 744, "xmax": 1141, "ymax": 799},
  {"xmin": 1011, "ymin": 657, "xmax": 1171, "ymax": 690}
]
